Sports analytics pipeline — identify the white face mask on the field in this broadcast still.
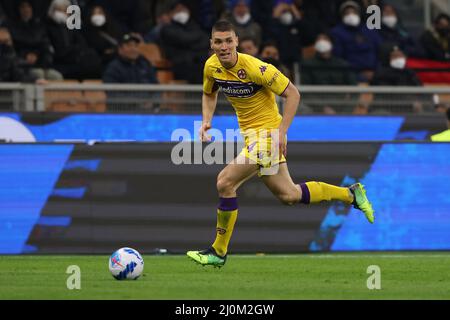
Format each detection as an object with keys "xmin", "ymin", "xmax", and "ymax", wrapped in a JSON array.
[
  {"xmin": 91, "ymin": 14, "xmax": 106, "ymax": 27},
  {"xmin": 235, "ymin": 13, "xmax": 251, "ymax": 25},
  {"xmin": 382, "ymin": 15, "xmax": 398, "ymax": 28},
  {"xmin": 390, "ymin": 57, "xmax": 406, "ymax": 69},
  {"xmin": 172, "ymin": 11, "xmax": 190, "ymax": 25},
  {"xmin": 343, "ymin": 13, "xmax": 360, "ymax": 27},
  {"xmin": 52, "ymin": 11, "xmax": 68, "ymax": 24},
  {"xmin": 315, "ymin": 40, "xmax": 333, "ymax": 53},
  {"xmin": 280, "ymin": 11, "xmax": 293, "ymax": 25},
  {"xmin": 391, "ymin": 58, "xmax": 406, "ymax": 69}
]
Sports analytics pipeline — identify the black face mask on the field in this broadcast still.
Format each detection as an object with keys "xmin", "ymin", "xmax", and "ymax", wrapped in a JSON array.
[
  {"xmin": 0, "ymin": 43, "xmax": 14, "ymax": 57},
  {"xmin": 262, "ymin": 57, "xmax": 281, "ymax": 68},
  {"xmin": 436, "ymin": 27, "xmax": 450, "ymax": 37}
]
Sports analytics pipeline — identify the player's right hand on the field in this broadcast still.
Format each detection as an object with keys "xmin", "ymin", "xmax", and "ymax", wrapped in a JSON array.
[{"xmin": 199, "ymin": 122, "xmax": 212, "ymax": 142}]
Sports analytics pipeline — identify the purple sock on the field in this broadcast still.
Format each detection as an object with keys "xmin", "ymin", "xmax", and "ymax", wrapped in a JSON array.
[
  {"xmin": 218, "ymin": 197, "xmax": 238, "ymax": 211},
  {"xmin": 300, "ymin": 183, "xmax": 310, "ymax": 204}
]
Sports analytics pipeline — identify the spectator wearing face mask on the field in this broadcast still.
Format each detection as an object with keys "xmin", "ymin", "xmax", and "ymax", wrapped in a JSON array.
[
  {"xmin": 259, "ymin": 40, "xmax": 291, "ymax": 79},
  {"xmin": 378, "ymin": 4, "xmax": 423, "ymax": 61},
  {"xmin": 0, "ymin": 27, "xmax": 38, "ymax": 83},
  {"xmin": 330, "ymin": 1, "xmax": 382, "ymax": 82},
  {"xmin": 370, "ymin": 47, "xmax": 423, "ymax": 113},
  {"xmin": 160, "ymin": 1, "xmax": 210, "ymax": 83},
  {"xmin": 228, "ymin": 0, "xmax": 262, "ymax": 47},
  {"xmin": 7, "ymin": 1, "xmax": 62, "ymax": 81},
  {"xmin": 420, "ymin": 13, "xmax": 450, "ymax": 62},
  {"xmin": 266, "ymin": 0, "xmax": 304, "ymax": 70},
  {"xmin": 301, "ymin": 33, "xmax": 357, "ymax": 85},
  {"xmin": 83, "ymin": 5, "xmax": 122, "ymax": 69},
  {"xmin": 46, "ymin": 0, "xmax": 102, "ymax": 79}
]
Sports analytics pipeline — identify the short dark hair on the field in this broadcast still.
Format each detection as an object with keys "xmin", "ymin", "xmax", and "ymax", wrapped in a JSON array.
[
  {"xmin": 212, "ymin": 20, "xmax": 236, "ymax": 35},
  {"xmin": 434, "ymin": 13, "xmax": 450, "ymax": 24}
]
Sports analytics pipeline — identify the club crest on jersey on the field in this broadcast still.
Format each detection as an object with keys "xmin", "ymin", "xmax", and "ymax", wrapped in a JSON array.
[
  {"xmin": 237, "ymin": 69, "xmax": 247, "ymax": 79},
  {"xmin": 259, "ymin": 65, "xmax": 267, "ymax": 75}
]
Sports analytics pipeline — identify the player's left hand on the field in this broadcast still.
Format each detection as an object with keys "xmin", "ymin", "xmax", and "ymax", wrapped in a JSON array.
[{"xmin": 278, "ymin": 131, "xmax": 287, "ymax": 159}]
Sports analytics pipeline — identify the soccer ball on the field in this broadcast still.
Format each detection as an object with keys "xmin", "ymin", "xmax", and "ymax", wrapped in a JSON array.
[{"xmin": 109, "ymin": 247, "xmax": 144, "ymax": 280}]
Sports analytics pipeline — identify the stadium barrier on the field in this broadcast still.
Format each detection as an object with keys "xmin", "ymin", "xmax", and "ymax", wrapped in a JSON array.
[
  {"xmin": 1, "ymin": 83, "xmax": 450, "ymax": 114},
  {"xmin": 0, "ymin": 142, "xmax": 449, "ymax": 254}
]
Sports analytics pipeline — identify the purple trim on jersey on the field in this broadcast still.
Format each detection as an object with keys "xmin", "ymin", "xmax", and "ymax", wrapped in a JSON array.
[
  {"xmin": 300, "ymin": 183, "xmax": 310, "ymax": 204},
  {"xmin": 280, "ymin": 80, "xmax": 291, "ymax": 97},
  {"xmin": 218, "ymin": 197, "xmax": 238, "ymax": 211}
]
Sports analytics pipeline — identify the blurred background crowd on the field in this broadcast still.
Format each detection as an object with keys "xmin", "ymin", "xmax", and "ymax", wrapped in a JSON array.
[{"xmin": 0, "ymin": 0, "xmax": 450, "ymax": 89}]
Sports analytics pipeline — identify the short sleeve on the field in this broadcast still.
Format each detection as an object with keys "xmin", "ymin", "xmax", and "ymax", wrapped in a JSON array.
[
  {"xmin": 256, "ymin": 63, "xmax": 290, "ymax": 96},
  {"xmin": 203, "ymin": 63, "xmax": 217, "ymax": 94}
]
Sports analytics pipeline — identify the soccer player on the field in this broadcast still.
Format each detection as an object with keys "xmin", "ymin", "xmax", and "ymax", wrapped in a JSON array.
[{"xmin": 187, "ymin": 20, "xmax": 375, "ymax": 268}]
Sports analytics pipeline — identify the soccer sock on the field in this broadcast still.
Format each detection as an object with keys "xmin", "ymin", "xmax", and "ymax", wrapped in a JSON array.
[
  {"xmin": 212, "ymin": 197, "xmax": 238, "ymax": 257},
  {"xmin": 299, "ymin": 181, "xmax": 353, "ymax": 204}
]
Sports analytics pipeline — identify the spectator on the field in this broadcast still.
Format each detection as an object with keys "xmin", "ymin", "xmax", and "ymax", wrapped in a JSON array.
[
  {"xmin": 229, "ymin": 0, "xmax": 262, "ymax": 47},
  {"xmin": 299, "ymin": 0, "xmax": 339, "ymax": 31},
  {"xmin": 370, "ymin": 47, "xmax": 423, "ymax": 113},
  {"xmin": 330, "ymin": 1, "xmax": 382, "ymax": 82},
  {"xmin": 103, "ymin": 33, "xmax": 159, "ymax": 112},
  {"xmin": 83, "ymin": 5, "xmax": 122, "ymax": 69},
  {"xmin": 259, "ymin": 40, "xmax": 291, "ymax": 78},
  {"xmin": 187, "ymin": 0, "xmax": 226, "ymax": 32},
  {"xmin": 0, "ymin": 27, "xmax": 37, "ymax": 82},
  {"xmin": 8, "ymin": 1, "xmax": 62, "ymax": 81},
  {"xmin": 266, "ymin": 0, "xmax": 304, "ymax": 69},
  {"xmin": 420, "ymin": 13, "xmax": 450, "ymax": 62},
  {"xmin": 95, "ymin": 0, "xmax": 141, "ymax": 34},
  {"xmin": 103, "ymin": 33, "xmax": 158, "ymax": 84},
  {"xmin": 160, "ymin": 1, "xmax": 210, "ymax": 83},
  {"xmin": 144, "ymin": 7, "xmax": 171, "ymax": 44},
  {"xmin": 378, "ymin": 4, "xmax": 422, "ymax": 61},
  {"xmin": 301, "ymin": 33, "xmax": 357, "ymax": 113},
  {"xmin": 46, "ymin": 0, "xmax": 102, "ymax": 79},
  {"xmin": 301, "ymin": 33, "xmax": 357, "ymax": 85},
  {"xmin": 430, "ymin": 106, "xmax": 450, "ymax": 141},
  {"xmin": 238, "ymin": 36, "xmax": 259, "ymax": 57},
  {"xmin": 0, "ymin": 3, "xmax": 8, "ymax": 26}
]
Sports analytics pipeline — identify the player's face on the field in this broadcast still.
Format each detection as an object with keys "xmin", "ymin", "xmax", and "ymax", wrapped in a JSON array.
[{"xmin": 211, "ymin": 31, "xmax": 239, "ymax": 67}]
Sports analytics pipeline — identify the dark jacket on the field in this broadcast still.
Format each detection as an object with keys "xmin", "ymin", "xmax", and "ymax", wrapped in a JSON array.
[
  {"xmin": 370, "ymin": 67, "xmax": 423, "ymax": 113},
  {"xmin": 301, "ymin": 54, "xmax": 357, "ymax": 85},
  {"xmin": 103, "ymin": 55, "xmax": 158, "ymax": 84},
  {"xmin": 378, "ymin": 24, "xmax": 423, "ymax": 60},
  {"xmin": 83, "ymin": 22, "xmax": 122, "ymax": 67},
  {"xmin": 8, "ymin": 18, "xmax": 53, "ymax": 68},
  {"xmin": 160, "ymin": 19, "xmax": 209, "ymax": 65},
  {"xmin": 420, "ymin": 29, "xmax": 450, "ymax": 61},
  {"xmin": 0, "ymin": 44, "xmax": 35, "ymax": 82},
  {"xmin": 160, "ymin": 19, "xmax": 209, "ymax": 83},
  {"xmin": 330, "ymin": 23, "xmax": 382, "ymax": 71},
  {"xmin": 371, "ymin": 67, "xmax": 421, "ymax": 86}
]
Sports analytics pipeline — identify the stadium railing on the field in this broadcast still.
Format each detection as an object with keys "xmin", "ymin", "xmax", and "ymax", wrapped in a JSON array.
[{"xmin": 1, "ymin": 82, "xmax": 450, "ymax": 114}]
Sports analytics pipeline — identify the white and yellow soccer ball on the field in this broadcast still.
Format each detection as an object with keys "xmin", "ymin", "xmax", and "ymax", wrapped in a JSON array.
[{"xmin": 109, "ymin": 247, "xmax": 144, "ymax": 280}]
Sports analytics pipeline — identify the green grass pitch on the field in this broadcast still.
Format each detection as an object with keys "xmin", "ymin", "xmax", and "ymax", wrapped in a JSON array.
[{"xmin": 0, "ymin": 253, "xmax": 449, "ymax": 299}]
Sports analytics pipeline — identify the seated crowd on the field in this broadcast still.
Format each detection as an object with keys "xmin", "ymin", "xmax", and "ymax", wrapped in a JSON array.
[{"xmin": 0, "ymin": 0, "xmax": 449, "ymax": 94}]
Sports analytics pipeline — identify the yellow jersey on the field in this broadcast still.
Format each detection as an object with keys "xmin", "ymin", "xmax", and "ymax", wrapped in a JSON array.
[
  {"xmin": 203, "ymin": 53, "xmax": 290, "ymax": 133},
  {"xmin": 431, "ymin": 129, "xmax": 450, "ymax": 142}
]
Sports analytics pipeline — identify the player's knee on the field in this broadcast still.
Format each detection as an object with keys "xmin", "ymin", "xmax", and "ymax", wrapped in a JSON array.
[
  {"xmin": 217, "ymin": 176, "xmax": 235, "ymax": 194},
  {"xmin": 278, "ymin": 193, "xmax": 299, "ymax": 206}
]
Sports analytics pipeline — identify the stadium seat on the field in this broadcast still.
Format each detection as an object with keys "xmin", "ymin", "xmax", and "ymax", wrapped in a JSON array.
[
  {"xmin": 82, "ymin": 80, "xmax": 107, "ymax": 112},
  {"xmin": 138, "ymin": 43, "xmax": 175, "ymax": 84},
  {"xmin": 45, "ymin": 80, "xmax": 88, "ymax": 112}
]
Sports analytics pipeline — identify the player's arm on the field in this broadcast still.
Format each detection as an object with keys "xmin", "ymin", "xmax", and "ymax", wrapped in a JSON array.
[
  {"xmin": 278, "ymin": 82, "xmax": 300, "ymax": 157},
  {"xmin": 200, "ymin": 90, "xmax": 218, "ymax": 142},
  {"xmin": 279, "ymin": 82, "xmax": 300, "ymax": 135}
]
